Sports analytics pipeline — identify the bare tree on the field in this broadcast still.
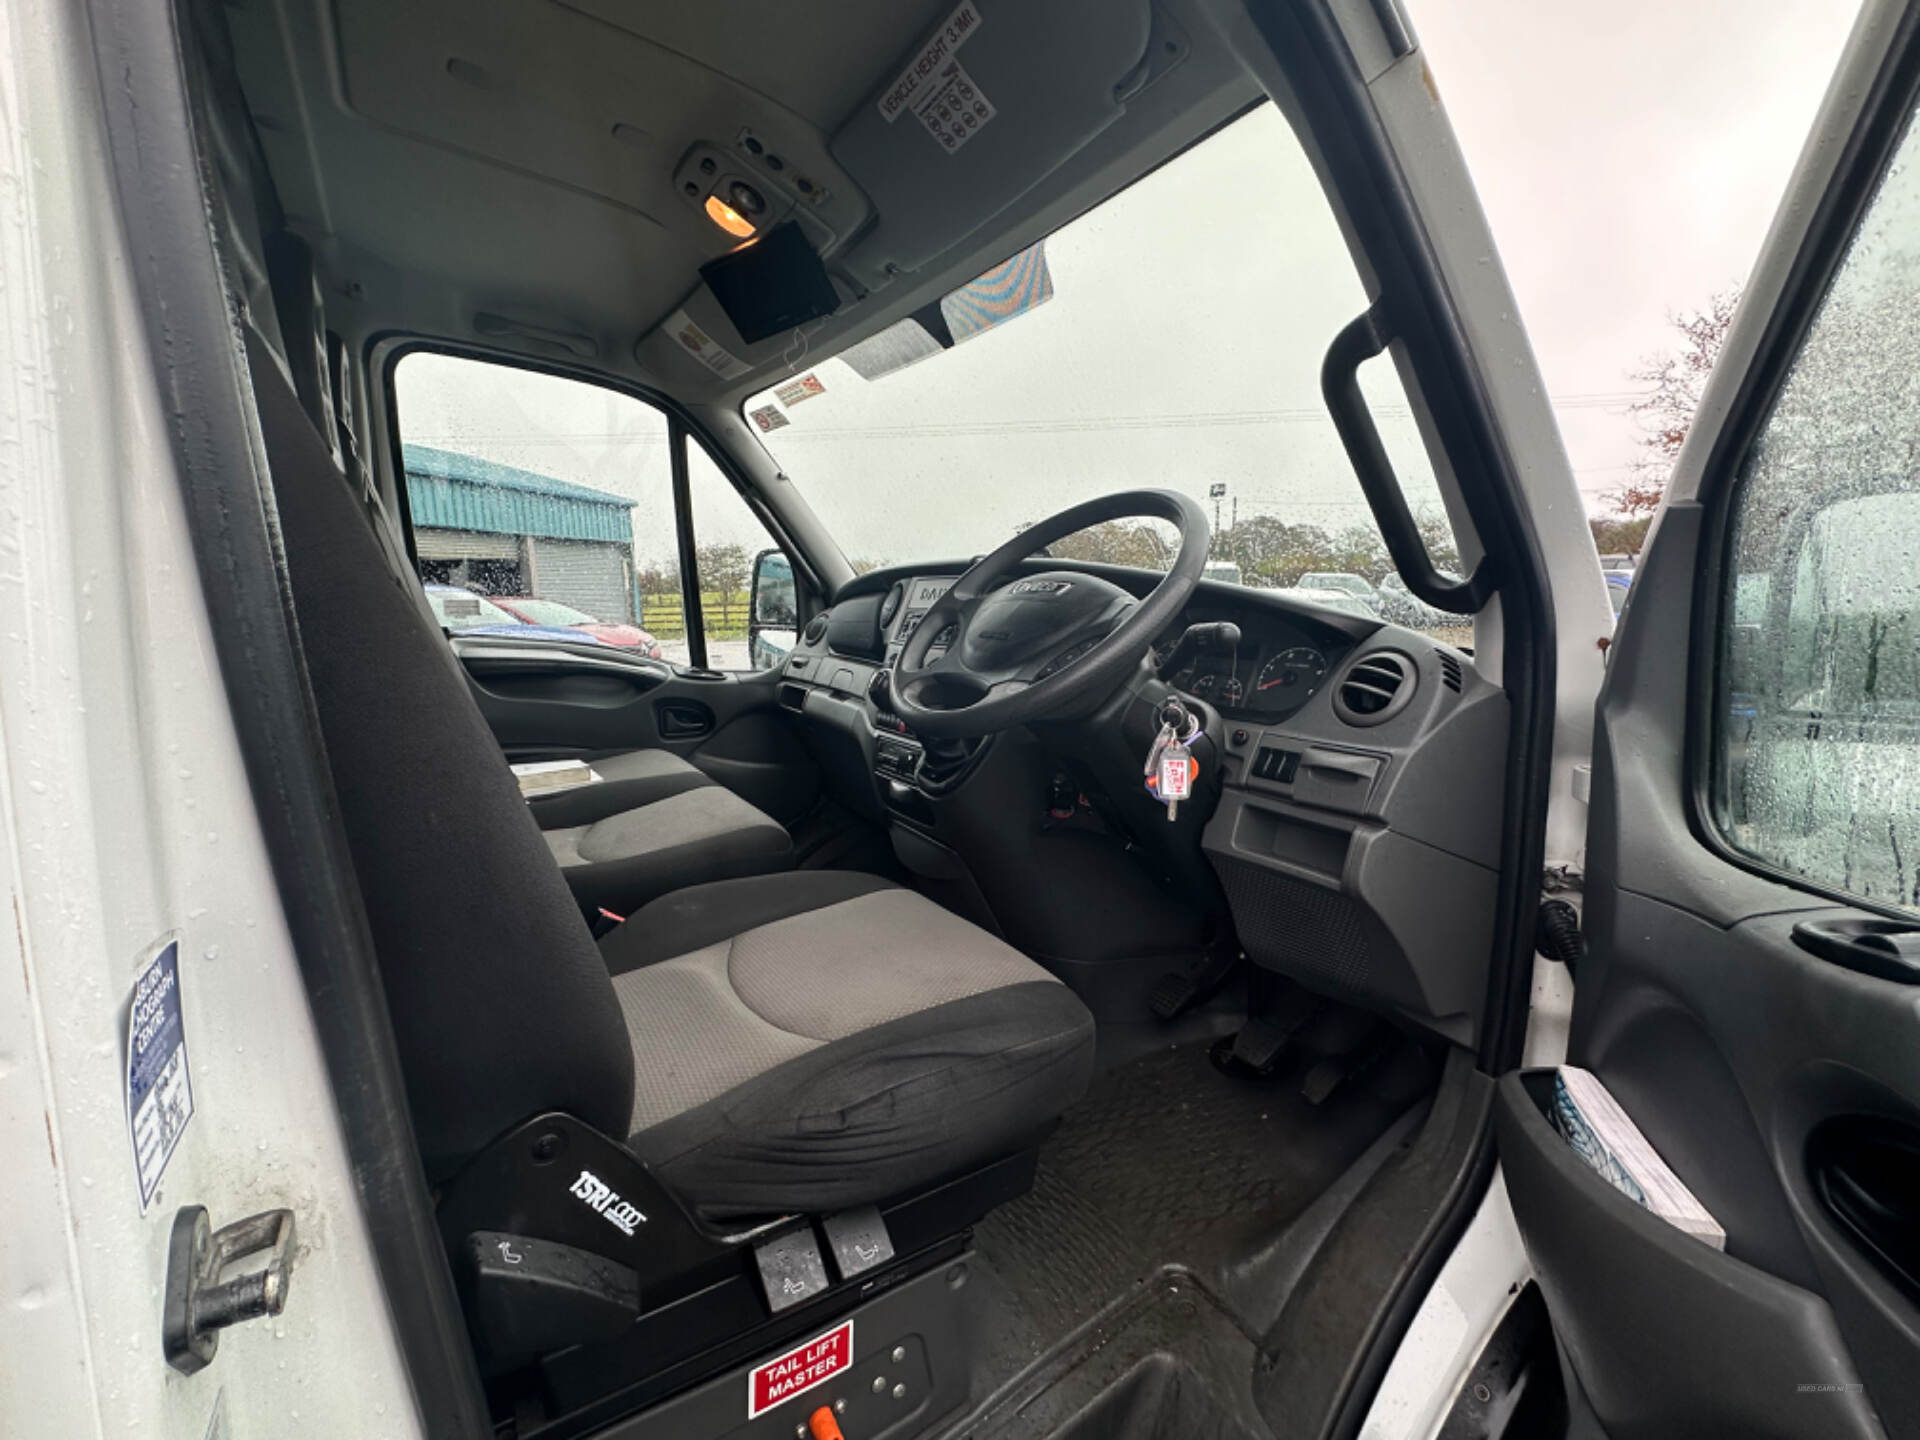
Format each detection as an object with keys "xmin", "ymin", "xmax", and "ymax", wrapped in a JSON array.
[
  {"xmin": 1622, "ymin": 288, "xmax": 1741, "ymax": 504},
  {"xmin": 1588, "ymin": 288, "xmax": 1741, "ymax": 557}
]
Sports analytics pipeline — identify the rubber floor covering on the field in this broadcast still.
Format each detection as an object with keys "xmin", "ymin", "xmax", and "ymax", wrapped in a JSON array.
[{"xmin": 964, "ymin": 1032, "xmax": 1434, "ymax": 1412}]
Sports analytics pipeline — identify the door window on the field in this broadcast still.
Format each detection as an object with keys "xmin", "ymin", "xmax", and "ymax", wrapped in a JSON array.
[
  {"xmin": 1712, "ymin": 112, "xmax": 1920, "ymax": 915},
  {"xmin": 686, "ymin": 440, "xmax": 792, "ymax": 672},
  {"xmin": 392, "ymin": 352, "xmax": 783, "ymax": 668}
]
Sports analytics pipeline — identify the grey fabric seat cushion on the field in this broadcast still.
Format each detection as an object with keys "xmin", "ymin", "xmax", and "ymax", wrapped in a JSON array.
[
  {"xmin": 526, "ymin": 748, "xmax": 713, "ymax": 830},
  {"xmin": 544, "ymin": 784, "xmax": 792, "ymax": 914},
  {"xmin": 601, "ymin": 873, "xmax": 1096, "ymax": 1219}
]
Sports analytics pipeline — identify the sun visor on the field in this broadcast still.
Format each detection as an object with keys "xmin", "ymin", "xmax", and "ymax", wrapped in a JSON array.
[{"xmin": 831, "ymin": 0, "xmax": 1165, "ymax": 285}]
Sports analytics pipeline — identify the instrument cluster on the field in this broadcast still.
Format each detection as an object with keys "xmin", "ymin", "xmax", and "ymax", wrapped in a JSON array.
[{"xmin": 1164, "ymin": 614, "xmax": 1346, "ymax": 721}]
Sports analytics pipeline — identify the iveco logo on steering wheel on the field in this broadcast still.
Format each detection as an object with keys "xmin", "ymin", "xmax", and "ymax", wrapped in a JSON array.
[{"xmin": 1010, "ymin": 579, "xmax": 1072, "ymax": 595}]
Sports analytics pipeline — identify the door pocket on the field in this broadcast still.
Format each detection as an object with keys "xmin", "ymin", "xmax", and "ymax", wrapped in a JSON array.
[{"xmin": 1495, "ymin": 1071, "xmax": 1881, "ymax": 1440}]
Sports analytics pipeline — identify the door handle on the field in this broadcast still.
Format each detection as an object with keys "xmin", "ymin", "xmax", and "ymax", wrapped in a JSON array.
[
  {"xmin": 163, "ymin": 1206, "xmax": 297, "ymax": 1374},
  {"xmin": 654, "ymin": 699, "xmax": 714, "ymax": 739},
  {"xmin": 1790, "ymin": 918, "xmax": 1920, "ymax": 984}
]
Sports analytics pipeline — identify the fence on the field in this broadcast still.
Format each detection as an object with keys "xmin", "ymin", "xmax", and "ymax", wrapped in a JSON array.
[{"xmin": 639, "ymin": 590, "xmax": 750, "ymax": 642}]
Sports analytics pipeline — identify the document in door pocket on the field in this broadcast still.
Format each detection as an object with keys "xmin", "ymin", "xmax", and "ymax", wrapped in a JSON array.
[{"xmin": 1551, "ymin": 1065, "xmax": 1726, "ymax": 1251}]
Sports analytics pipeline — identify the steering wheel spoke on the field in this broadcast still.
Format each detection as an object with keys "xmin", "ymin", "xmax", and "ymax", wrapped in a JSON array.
[{"xmin": 887, "ymin": 489, "xmax": 1209, "ymax": 740}]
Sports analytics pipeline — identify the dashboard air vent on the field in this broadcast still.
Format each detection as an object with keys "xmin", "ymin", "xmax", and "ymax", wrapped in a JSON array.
[
  {"xmin": 1435, "ymin": 649, "xmax": 1463, "ymax": 693},
  {"xmin": 1333, "ymin": 650, "xmax": 1416, "ymax": 726},
  {"xmin": 803, "ymin": 615, "xmax": 830, "ymax": 644}
]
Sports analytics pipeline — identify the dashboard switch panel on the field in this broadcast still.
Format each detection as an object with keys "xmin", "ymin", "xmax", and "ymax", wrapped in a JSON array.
[{"xmin": 1251, "ymin": 746, "xmax": 1300, "ymax": 783}]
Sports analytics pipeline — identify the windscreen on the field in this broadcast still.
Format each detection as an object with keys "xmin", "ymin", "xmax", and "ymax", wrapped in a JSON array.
[{"xmin": 746, "ymin": 104, "xmax": 1465, "ymax": 641}]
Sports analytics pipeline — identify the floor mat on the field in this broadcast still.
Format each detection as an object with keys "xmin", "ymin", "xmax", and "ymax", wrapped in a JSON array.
[{"xmin": 960, "ymin": 1031, "xmax": 1435, "ymax": 1421}]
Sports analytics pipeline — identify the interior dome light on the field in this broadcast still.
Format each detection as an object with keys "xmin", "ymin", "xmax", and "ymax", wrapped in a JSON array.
[{"xmin": 704, "ymin": 194, "xmax": 757, "ymax": 238}]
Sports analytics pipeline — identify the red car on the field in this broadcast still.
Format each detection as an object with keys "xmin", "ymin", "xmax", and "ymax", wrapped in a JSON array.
[{"xmin": 491, "ymin": 597, "xmax": 663, "ymax": 658}]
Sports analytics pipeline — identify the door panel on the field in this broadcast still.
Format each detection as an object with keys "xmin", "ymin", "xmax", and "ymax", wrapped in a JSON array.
[
  {"xmin": 1504, "ymin": 5, "xmax": 1920, "ymax": 1435},
  {"xmin": 1496, "ymin": 1074, "xmax": 1882, "ymax": 1440},
  {"xmin": 456, "ymin": 642, "xmax": 819, "ymax": 824}
]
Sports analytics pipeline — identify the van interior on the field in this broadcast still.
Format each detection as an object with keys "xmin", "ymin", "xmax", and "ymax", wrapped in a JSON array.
[{"xmin": 170, "ymin": 0, "xmax": 1563, "ymax": 1435}]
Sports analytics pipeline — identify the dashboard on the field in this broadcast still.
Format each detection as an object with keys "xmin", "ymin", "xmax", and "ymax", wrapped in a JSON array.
[
  {"xmin": 777, "ymin": 559, "xmax": 1507, "ymax": 1051},
  {"xmin": 862, "ymin": 575, "xmax": 1356, "ymax": 727}
]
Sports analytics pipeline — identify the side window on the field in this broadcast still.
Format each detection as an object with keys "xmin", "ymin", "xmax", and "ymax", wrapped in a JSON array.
[
  {"xmin": 393, "ymin": 352, "xmax": 675, "ymax": 656},
  {"xmin": 1712, "ymin": 114, "xmax": 1920, "ymax": 915},
  {"xmin": 685, "ymin": 439, "xmax": 792, "ymax": 671}
]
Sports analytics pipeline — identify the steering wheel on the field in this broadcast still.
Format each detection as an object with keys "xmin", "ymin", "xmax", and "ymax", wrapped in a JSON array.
[{"xmin": 888, "ymin": 490, "xmax": 1210, "ymax": 740}]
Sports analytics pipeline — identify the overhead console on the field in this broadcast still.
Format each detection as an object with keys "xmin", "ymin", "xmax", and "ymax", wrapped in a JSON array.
[{"xmin": 1199, "ymin": 637, "xmax": 1510, "ymax": 1048}]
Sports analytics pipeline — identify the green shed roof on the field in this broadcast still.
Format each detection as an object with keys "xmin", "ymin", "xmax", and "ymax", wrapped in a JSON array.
[{"xmin": 403, "ymin": 444, "xmax": 635, "ymax": 545}]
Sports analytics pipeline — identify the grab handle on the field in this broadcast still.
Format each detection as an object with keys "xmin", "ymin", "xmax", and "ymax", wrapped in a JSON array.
[{"xmin": 1321, "ymin": 305, "xmax": 1495, "ymax": 615}]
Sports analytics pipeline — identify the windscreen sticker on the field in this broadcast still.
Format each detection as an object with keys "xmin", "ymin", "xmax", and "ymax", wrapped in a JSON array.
[
  {"xmin": 911, "ymin": 59, "xmax": 996, "ymax": 154},
  {"xmin": 878, "ymin": 1, "xmax": 982, "ymax": 123},
  {"xmin": 665, "ymin": 308, "xmax": 750, "ymax": 380},
  {"xmin": 126, "ymin": 938, "xmax": 193, "ymax": 1212},
  {"xmin": 748, "ymin": 404, "xmax": 790, "ymax": 433},
  {"xmin": 775, "ymin": 372, "xmax": 826, "ymax": 406}
]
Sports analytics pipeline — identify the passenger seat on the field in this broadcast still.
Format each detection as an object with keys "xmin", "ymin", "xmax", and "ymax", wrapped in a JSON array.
[
  {"xmin": 279, "ymin": 239, "xmax": 794, "ymax": 916},
  {"xmin": 526, "ymin": 749, "xmax": 793, "ymax": 914}
]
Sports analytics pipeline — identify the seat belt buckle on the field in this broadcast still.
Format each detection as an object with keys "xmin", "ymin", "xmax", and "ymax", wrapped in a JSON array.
[{"xmin": 590, "ymin": 908, "xmax": 625, "ymax": 940}]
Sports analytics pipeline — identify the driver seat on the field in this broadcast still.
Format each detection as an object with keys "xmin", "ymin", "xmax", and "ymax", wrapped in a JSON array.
[{"xmin": 248, "ymin": 321, "xmax": 1096, "ymax": 1215}]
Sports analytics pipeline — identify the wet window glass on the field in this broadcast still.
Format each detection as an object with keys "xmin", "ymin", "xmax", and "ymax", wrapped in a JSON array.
[
  {"xmin": 394, "ymin": 353, "xmax": 676, "ymax": 660},
  {"xmin": 1713, "ymin": 113, "xmax": 1920, "ymax": 914}
]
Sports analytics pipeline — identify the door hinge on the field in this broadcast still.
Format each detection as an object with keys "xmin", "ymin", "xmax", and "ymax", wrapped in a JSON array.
[{"xmin": 163, "ymin": 1206, "xmax": 297, "ymax": 1375}]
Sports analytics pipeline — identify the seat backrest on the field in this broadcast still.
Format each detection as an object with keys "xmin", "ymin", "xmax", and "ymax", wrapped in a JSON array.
[{"xmin": 246, "ymin": 321, "xmax": 636, "ymax": 1179}]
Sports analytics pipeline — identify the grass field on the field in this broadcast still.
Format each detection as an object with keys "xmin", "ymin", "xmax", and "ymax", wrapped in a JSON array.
[{"xmin": 639, "ymin": 590, "xmax": 748, "ymax": 642}]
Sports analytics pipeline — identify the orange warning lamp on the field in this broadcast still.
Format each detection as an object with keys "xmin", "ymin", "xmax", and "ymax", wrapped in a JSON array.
[{"xmin": 807, "ymin": 1406, "xmax": 846, "ymax": 1440}]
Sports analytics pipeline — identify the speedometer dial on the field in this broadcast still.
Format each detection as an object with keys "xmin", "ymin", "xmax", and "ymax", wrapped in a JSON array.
[{"xmin": 1255, "ymin": 647, "xmax": 1328, "ymax": 707}]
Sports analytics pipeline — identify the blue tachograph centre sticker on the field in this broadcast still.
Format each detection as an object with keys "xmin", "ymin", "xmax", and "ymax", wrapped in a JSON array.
[{"xmin": 127, "ymin": 939, "xmax": 193, "ymax": 1211}]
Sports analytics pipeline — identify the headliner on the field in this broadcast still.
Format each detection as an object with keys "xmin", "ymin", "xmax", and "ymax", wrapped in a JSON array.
[{"xmin": 224, "ymin": 0, "xmax": 1264, "ymax": 402}]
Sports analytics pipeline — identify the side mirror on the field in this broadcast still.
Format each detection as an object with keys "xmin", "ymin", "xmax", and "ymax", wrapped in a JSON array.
[{"xmin": 747, "ymin": 548, "xmax": 798, "ymax": 671}]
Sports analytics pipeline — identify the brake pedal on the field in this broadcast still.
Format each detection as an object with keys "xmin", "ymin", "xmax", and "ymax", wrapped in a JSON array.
[{"xmin": 1220, "ymin": 986, "xmax": 1318, "ymax": 1075}]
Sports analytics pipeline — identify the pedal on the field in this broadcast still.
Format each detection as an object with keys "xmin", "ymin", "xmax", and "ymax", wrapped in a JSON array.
[
  {"xmin": 1149, "ymin": 943, "xmax": 1244, "ymax": 1021},
  {"xmin": 1301, "ymin": 1029, "xmax": 1397, "ymax": 1105},
  {"xmin": 1223, "ymin": 987, "xmax": 1318, "ymax": 1074},
  {"xmin": 1149, "ymin": 970, "xmax": 1202, "ymax": 1020},
  {"xmin": 1300, "ymin": 1058, "xmax": 1347, "ymax": 1105}
]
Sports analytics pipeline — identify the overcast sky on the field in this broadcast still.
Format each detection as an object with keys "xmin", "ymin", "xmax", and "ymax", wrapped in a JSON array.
[
  {"xmin": 1412, "ymin": 0, "xmax": 1857, "ymax": 507},
  {"xmin": 404, "ymin": 2, "xmax": 1862, "ymax": 571}
]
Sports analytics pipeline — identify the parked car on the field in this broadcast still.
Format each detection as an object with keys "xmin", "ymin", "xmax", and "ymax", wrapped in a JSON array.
[
  {"xmin": 491, "ymin": 596, "xmax": 664, "ymax": 658},
  {"xmin": 1202, "ymin": 560, "xmax": 1244, "ymax": 586},
  {"xmin": 1375, "ymin": 572, "xmax": 1455, "ymax": 629},
  {"xmin": 1598, "ymin": 552, "xmax": 1638, "ymax": 573},
  {"xmin": 1605, "ymin": 570, "xmax": 1633, "ymax": 618},
  {"xmin": 1297, "ymin": 571, "xmax": 1379, "ymax": 604},
  {"xmin": 423, "ymin": 583, "xmax": 607, "ymax": 645},
  {"xmin": 1281, "ymin": 584, "xmax": 1379, "ymax": 619}
]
